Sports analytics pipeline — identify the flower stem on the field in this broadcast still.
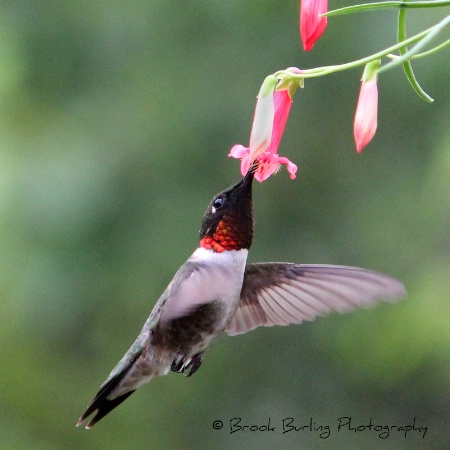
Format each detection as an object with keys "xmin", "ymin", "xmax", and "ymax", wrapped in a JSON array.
[
  {"xmin": 390, "ymin": 38, "xmax": 450, "ymax": 59},
  {"xmin": 324, "ymin": 0, "xmax": 450, "ymax": 17},
  {"xmin": 397, "ymin": 0, "xmax": 434, "ymax": 102},
  {"xmin": 274, "ymin": 14, "xmax": 449, "ymax": 80},
  {"xmin": 275, "ymin": 29, "xmax": 426, "ymax": 78},
  {"xmin": 378, "ymin": 13, "xmax": 450, "ymax": 74}
]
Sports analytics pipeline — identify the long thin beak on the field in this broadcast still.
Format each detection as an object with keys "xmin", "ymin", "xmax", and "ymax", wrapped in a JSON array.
[
  {"xmin": 226, "ymin": 161, "xmax": 257, "ymax": 196},
  {"xmin": 241, "ymin": 161, "xmax": 257, "ymax": 185}
]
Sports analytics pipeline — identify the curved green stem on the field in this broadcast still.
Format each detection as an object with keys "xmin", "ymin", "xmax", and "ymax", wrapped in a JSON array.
[
  {"xmin": 379, "ymin": 13, "xmax": 450, "ymax": 74},
  {"xmin": 275, "ymin": 26, "xmax": 430, "ymax": 79},
  {"xmin": 397, "ymin": 0, "xmax": 434, "ymax": 102},
  {"xmin": 324, "ymin": 0, "xmax": 450, "ymax": 17}
]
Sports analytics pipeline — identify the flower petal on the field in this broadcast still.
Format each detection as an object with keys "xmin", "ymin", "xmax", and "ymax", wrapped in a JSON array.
[
  {"xmin": 252, "ymin": 152, "xmax": 298, "ymax": 183},
  {"xmin": 228, "ymin": 145, "xmax": 251, "ymax": 176},
  {"xmin": 229, "ymin": 144, "xmax": 249, "ymax": 159},
  {"xmin": 266, "ymin": 90, "xmax": 292, "ymax": 156},
  {"xmin": 249, "ymin": 89, "xmax": 275, "ymax": 161},
  {"xmin": 276, "ymin": 157, "xmax": 298, "ymax": 179}
]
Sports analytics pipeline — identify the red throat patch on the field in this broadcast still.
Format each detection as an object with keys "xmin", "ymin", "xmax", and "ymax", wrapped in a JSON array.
[{"xmin": 199, "ymin": 220, "xmax": 245, "ymax": 253}]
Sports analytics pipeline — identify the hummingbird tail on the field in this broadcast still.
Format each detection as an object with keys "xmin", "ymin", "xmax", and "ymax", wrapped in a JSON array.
[{"xmin": 76, "ymin": 351, "xmax": 141, "ymax": 429}]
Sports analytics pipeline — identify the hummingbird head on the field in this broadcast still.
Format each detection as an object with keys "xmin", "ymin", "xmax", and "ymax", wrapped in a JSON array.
[{"xmin": 199, "ymin": 167, "xmax": 255, "ymax": 252}]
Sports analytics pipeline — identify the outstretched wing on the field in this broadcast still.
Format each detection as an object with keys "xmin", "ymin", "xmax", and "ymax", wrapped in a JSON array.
[{"xmin": 226, "ymin": 263, "xmax": 406, "ymax": 336}]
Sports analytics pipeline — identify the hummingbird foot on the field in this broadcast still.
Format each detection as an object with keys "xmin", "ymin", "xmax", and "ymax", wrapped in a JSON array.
[
  {"xmin": 170, "ymin": 353, "xmax": 203, "ymax": 377},
  {"xmin": 186, "ymin": 354, "xmax": 203, "ymax": 377},
  {"xmin": 170, "ymin": 356, "xmax": 186, "ymax": 373}
]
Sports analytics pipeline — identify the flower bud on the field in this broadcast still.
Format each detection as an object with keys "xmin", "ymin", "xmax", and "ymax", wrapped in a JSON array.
[
  {"xmin": 354, "ymin": 61, "xmax": 381, "ymax": 153},
  {"xmin": 300, "ymin": 0, "xmax": 328, "ymax": 51}
]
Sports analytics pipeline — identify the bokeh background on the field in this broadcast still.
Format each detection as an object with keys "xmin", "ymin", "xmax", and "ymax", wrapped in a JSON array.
[{"xmin": 1, "ymin": 1, "xmax": 449, "ymax": 449}]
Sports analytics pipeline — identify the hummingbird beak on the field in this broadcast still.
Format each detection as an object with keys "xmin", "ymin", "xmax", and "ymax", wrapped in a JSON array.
[
  {"xmin": 240, "ymin": 161, "xmax": 258, "ymax": 186},
  {"xmin": 223, "ymin": 162, "xmax": 255, "ymax": 206},
  {"xmin": 233, "ymin": 166, "xmax": 254, "ymax": 194}
]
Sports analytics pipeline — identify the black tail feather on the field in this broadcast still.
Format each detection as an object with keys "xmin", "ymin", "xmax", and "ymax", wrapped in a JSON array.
[
  {"xmin": 77, "ymin": 351, "xmax": 141, "ymax": 428},
  {"xmin": 84, "ymin": 390, "xmax": 135, "ymax": 428}
]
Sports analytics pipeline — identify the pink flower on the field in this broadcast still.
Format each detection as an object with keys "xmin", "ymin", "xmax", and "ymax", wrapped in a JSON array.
[
  {"xmin": 229, "ymin": 89, "xmax": 298, "ymax": 182},
  {"xmin": 229, "ymin": 70, "xmax": 303, "ymax": 182},
  {"xmin": 230, "ymin": 145, "xmax": 297, "ymax": 182},
  {"xmin": 300, "ymin": 0, "xmax": 328, "ymax": 51},
  {"xmin": 354, "ymin": 76, "xmax": 378, "ymax": 153}
]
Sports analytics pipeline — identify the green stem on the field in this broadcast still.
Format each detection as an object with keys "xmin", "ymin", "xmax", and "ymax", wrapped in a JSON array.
[
  {"xmin": 400, "ymin": 38, "xmax": 450, "ymax": 59},
  {"xmin": 324, "ymin": 0, "xmax": 450, "ymax": 17},
  {"xmin": 276, "ymin": 28, "xmax": 427, "ymax": 78},
  {"xmin": 274, "ymin": 14, "xmax": 449, "ymax": 80},
  {"xmin": 378, "ymin": 13, "xmax": 450, "ymax": 73},
  {"xmin": 397, "ymin": 0, "xmax": 434, "ymax": 102}
]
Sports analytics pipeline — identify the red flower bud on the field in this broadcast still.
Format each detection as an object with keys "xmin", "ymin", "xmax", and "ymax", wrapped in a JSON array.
[
  {"xmin": 354, "ymin": 75, "xmax": 379, "ymax": 153},
  {"xmin": 300, "ymin": 0, "xmax": 328, "ymax": 51}
]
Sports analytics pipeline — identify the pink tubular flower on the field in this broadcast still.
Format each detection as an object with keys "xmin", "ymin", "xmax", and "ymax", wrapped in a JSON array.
[
  {"xmin": 229, "ymin": 89, "xmax": 298, "ymax": 182},
  {"xmin": 229, "ymin": 69, "xmax": 303, "ymax": 182},
  {"xmin": 354, "ymin": 62, "xmax": 380, "ymax": 153},
  {"xmin": 300, "ymin": 0, "xmax": 328, "ymax": 51}
]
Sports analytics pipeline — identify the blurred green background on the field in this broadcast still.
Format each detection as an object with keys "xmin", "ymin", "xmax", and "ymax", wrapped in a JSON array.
[{"xmin": 1, "ymin": 1, "xmax": 449, "ymax": 449}]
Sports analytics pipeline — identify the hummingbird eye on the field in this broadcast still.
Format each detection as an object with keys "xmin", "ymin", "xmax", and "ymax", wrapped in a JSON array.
[{"xmin": 212, "ymin": 197, "xmax": 224, "ymax": 211}]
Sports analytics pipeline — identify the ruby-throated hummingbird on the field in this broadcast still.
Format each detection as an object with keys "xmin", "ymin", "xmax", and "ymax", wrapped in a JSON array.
[{"xmin": 77, "ymin": 167, "xmax": 405, "ymax": 428}]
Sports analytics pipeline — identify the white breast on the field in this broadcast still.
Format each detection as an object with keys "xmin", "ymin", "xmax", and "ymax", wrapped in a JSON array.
[
  {"xmin": 191, "ymin": 247, "xmax": 248, "ymax": 270},
  {"xmin": 160, "ymin": 247, "xmax": 249, "ymax": 323}
]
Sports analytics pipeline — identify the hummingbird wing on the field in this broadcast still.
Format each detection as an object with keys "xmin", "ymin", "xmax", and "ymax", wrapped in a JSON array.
[
  {"xmin": 226, "ymin": 263, "xmax": 406, "ymax": 336},
  {"xmin": 159, "ymin": 256, "xmax": 242, "ymax": 324}
]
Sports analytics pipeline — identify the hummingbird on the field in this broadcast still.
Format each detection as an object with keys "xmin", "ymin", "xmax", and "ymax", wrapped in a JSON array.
[{"xmin": 77, "ymin": 166, "xmax": 405, "ymax": 428}]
